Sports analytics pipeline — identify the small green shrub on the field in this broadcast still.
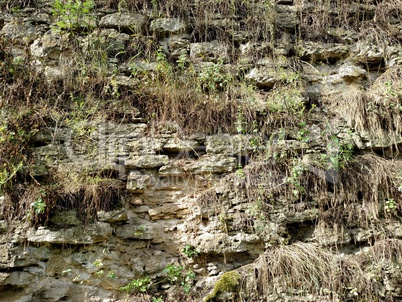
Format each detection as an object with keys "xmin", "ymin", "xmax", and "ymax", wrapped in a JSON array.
[
  {"xmin": 51, "ymin": 0, "xmax": 95, "ymax": 32},
  {"xmin": 164, "ymin": 264, "xmax": 196, "ymax": 294},
  {"xmin": 197, "ymin": 59, "xmax": 233, "ymax": 93},
  {"xmin": 120, "ymin": 276, "xmax": 151, "ymax": 293},
  {"xmin": 182, "ymin": 244, "xmax": 199, "ymax": 258},
  {"xmin": 32, "ymin": 190, "xmax": 47, "ymax": 215}
]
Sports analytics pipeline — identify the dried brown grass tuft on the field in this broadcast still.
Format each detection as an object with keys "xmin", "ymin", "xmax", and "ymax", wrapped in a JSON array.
[
  {"xmin": 240, "ymin": 242, "xmax": 378, "ymax": 301},
  {"xmin": 331, "ymin": 68, "xmax": 402, "ymax": 146}
]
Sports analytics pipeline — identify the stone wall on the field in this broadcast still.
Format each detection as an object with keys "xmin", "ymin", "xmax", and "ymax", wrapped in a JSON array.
[{"xmin": 0, "ymin": 0, "xmax": 402, "ymax": 301}]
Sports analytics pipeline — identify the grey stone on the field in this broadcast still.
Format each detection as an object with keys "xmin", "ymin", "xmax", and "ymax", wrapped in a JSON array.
[
  {"xmin": 50, "ymin": 210, "xmax": 81, "ymax": 226},
  {"xmin": 125, "ymin": 155, "xmax": 169, "ymax": 169},
  {"xmin": 190, "ymin": 40, "xmax": 228, "ymax": 63},
  {"xmin": 163, "ymin": 137, "xmax": 198, "ymax": 152},
  {"xmin": 353, "ymin": 41, "xmax": 385, "ymax": 65},
  {"xmin": 43, "ymin": 65, "xmax": 64, "ymax": 80},
  {"xmin": 1, "ymin": 20, "xmax": 38, "ymax": 44},
  {"xmin": 99, "ymin": 12, "xmax": 145, "ymax": 33},
  {"xmin": 158, "ymin": 164, "xmax": 185, "ymax": 176},
  {"xmin": 97, "ymin": 209, "xmax": 128, "ymax": 223},
  {"xmin": 206, "ymin": 134, "xmax": 253, "ymax": 156},
  {"xmin": 32, "ymin": 144, "xmax": 67, "ymax": 161},
  {"xmin": 126, "ymin": 171, "xmax": 152, "ymax": 193},
  {"xmin": 81, "ymin": 29, "xmax": 129, "ymax": 57},
  {"xmin": 150, "ymin": 18, "xmax": 187, "ymax": 36},
  {"xmin": 160, "ymin": 35, "xmax": 190, "ymax": 58},
  {"xmin": 30, "ymin": 32, "xmax": 65, "ymax": 62},
  {"xmin": 27, "ymin": 222, "xmax": 112, "ymax": 245},
  {"xmin": 185, "ymin": 155, "xmax": 237, "ymax": 174},
  {"xmin": 195, "ymin": 232, "xmax": 261, "ymax": 253},
  {"xmin": 339, "ymin": 63, "xmax": 366, "ymax": 80},
  {"xmin": 299, "ymin": 42, "xmax": 349, "ymax": 62},
  {"xmin": 110, "ymin": 75, "xmax": 139, "ymax": 88},
  {"xmin": 115, "ymin": 219, "xmax": 180, "ymax": 243},
  {"xmin": 275, "ymin": 5, "xmax": 298, "ymax": 30},
  {"xmin": 148, "ymin": 204, "xmax": 188, "ymax": 220}
]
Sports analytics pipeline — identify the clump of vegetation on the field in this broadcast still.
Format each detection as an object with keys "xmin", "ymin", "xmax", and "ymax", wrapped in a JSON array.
[
  {"xmin": 121, "ymin": 276, "xmax": 151, "ymax": 293},
  {"xmin": 164, "ymin": 264, "xmax": 196, "ymax": 294},
  {"xmin": 182, "ymin": 244, "xmax": 199, "ymax": 258},
  {"xmin": 204, "ymin": 271, "xmax": 240, "ymax": 302},
  {"xmin": 51, "ymin": 0, "xmax": 95, "ymax": 33}
]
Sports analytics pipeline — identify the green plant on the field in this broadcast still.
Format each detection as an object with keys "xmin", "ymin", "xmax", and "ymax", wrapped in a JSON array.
[
  {"xmin": 152, "ymin": 297, "xmax": 164, "ymax": 302},
  {"xmin": 134, "ymin": 225, "xmax": 145, "ymax": 236},
  {"xmin": 326, "ymin": 135, "xmax": 354, "ymax": 171},
  {"xmin": 107, "ymin": 271, "xmax": 117, "ymax": 279},
  {"xmin": 197, "ymin": 59, "xmax": 232, "ymax": 93},
  {"xmin": 182, "ymin": 244, "xmax": 199, "ymax": 258},
  {"xmin": 297, "ymin": 121, "xmax": 310, "ymax": 142},
  {"xmin": 0, "ymin": 162, "xmax": 23, "ymax": 195},
  {"xmin": 120, "ymin": 276, "xmax": 151, "ymax": 293},
  {"xmin": 32, "ymin": 190, "xmax": 47, "ymax": 215},
  {"xmin": 164, "ymin": 264, "xmax": 195, "ymax": 294},
  {"xmin": 51, "ymin": 0, "xmax": 95, "ymax": 32},
  {"xmin": 287, "ymin": 159, "xmax": 307, "ymax": 197},
  {"xmin": 384, "ymin": 198, "xmax": 397, "ymax": 214}
]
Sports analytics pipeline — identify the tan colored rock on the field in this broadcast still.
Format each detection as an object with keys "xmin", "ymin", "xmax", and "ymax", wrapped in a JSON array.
[{"xmin": 148, "ymin": 204, "xmax": 189, "ymax": 220}]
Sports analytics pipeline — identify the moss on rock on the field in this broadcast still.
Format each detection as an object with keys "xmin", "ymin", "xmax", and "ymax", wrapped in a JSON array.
[{"xmin": 204, "ymin": 271, "xmax": 240, "ymax": 302}]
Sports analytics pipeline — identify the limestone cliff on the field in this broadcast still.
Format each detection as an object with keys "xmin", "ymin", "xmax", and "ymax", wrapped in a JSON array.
[{"xmin": 0, "ymin": 0, "xmax": 402, "ymax": 301}]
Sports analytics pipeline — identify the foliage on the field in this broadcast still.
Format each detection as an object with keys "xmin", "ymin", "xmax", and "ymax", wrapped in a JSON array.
[
  {"xmin": 164, "ymin": 264, "xmax": 196, "ymax": 294},
  {"xmin": 51, "ymin": 0, "xmax": 95, "ymax": 32},
  {"xmin": 287, "ymin": 159, "xmax": 307, "ymax": 197},
  {"xmin": 120, "ymin": 276, "xmax": 151, "ymax": 293},
  {"xmin": 197, "ymin": 59, "xmax": 233, "ymax": 93},
  {"xmin": 182, "ymin": 244, "xmax": 199, "ymax": 258},
  {"xmin": 325, "ymin": 135, "xmax": 354, "ymax": 171},
  {"xmin": 32, "ymin": 190, "xmax": 47, "ymax": 215}
]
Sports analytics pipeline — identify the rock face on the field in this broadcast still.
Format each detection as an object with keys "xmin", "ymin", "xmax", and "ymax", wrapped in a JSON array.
[{"xmin": 1, "ymin": 1, "xmax": 402, "ymax": 302}]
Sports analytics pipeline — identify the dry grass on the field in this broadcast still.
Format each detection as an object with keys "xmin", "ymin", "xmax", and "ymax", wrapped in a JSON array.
[
  {"xmin": 332, "ymin": 66, "xmax": 402, "ymax": 145},
  {"xmin": 239, "ymin": 242, "xmax": 382, "ymax": 301},
  {"xmin": 50, "ymin": 167, "xmax": 122, "ymax": 223}
]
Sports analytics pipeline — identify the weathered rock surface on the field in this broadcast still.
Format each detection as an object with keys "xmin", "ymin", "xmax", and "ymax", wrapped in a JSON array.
[
  {"xmin": 99, "ymin": 12, "xmax": 145, "ymax": 33},
  {"xmin": 1, "ymin": 1, "xmax": 402, "ymax": 302},
  {"xmin": 27, "ymin": 222, "xmax": 113, "ymax": 244}
]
